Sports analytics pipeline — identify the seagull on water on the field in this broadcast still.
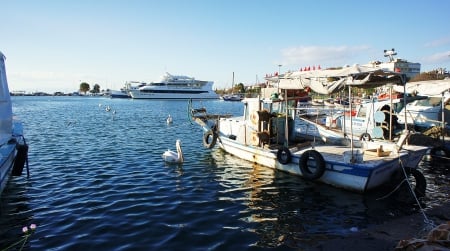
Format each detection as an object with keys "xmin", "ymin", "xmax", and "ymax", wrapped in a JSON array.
[{"xmin": 166, "ymin": 114, "xmax": 173, "ymax": 124}]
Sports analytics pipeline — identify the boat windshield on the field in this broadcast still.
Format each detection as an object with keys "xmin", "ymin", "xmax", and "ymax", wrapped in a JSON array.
[
  {"xmin": 357, "ymin": 106, "xmax": 367, "ymax": 118},
  {"xmin": 415, "ymin": 97, "xmax": 441, "ymax": 107}
]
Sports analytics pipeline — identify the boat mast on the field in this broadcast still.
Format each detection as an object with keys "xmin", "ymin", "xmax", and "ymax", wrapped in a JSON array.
[{"xmin": 232, "ymin": 72, "xmax": 234, "ymax": 94}]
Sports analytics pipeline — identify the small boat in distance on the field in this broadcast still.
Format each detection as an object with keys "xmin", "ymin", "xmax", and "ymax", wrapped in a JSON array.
[
  {"xmin": 108, "ymin": 81, "xmax": 146, "ymax": 98},
  {"xmin": 222, "ymin": 72, "xmax": 243, "ymax": 101},
  {"xmin": 222, "ymin": 94, "xmax": 243, "ymax": 101},
  {"xmin": 109, "ymin": 89, "xmax": 131, "ymax": 98},
  {"xmin": 129, "ymin": 72, "xmax": 219, "ymax": 100},
  {"xmin": 0, "ymin": 51, "xmax": 29, "ymax": 197}
]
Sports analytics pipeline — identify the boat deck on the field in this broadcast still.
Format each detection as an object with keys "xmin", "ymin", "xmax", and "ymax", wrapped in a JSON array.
[{"xmin": 267, "ymin": 141, "xmax": 401, "ymax": 166}]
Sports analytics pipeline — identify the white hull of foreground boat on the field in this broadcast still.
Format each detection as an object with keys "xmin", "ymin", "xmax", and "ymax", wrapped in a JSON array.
[
  {"xmin": 0, "ymin": 143, "xmax": 18, "ymax": 195},
  {"xmin": 0, "ymin": 122, "xmax": 25, "ymax": 196},
  {"xmin": 0, "ymin": 51, "xmax": 28, "ymax": 197},
  {"xmin": 214, "ymin": 129, "xmax": 422, "ymax": 192}
]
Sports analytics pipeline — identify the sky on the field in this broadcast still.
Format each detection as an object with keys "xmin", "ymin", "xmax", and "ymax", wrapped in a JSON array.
[{"xmin": 2, "ymin": 0, "xmax": 450, "ymax": 93}]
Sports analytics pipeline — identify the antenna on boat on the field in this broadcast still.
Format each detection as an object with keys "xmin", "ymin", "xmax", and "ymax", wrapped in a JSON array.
[{"xmin": 384, "ymin": 48, "xmax": 397, "ymax": 62}]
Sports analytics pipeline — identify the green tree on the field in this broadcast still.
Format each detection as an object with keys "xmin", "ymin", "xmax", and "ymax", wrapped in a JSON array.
[
  {"xmin": 236, "ymin": 83, "xmax": 245, "ymax": 93},
  {"xmin": 79, "ymin": 82, "xmax": 90, "ymax": 94},
  {"xmin": 91, "ymin": 84, "xmax": 101, "ymax": 94}
]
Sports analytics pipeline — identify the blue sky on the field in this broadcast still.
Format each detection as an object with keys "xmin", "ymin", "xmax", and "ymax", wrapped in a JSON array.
[{"xmin": 2, "ymin": 0, "xmax": 450, "ymax": 93}]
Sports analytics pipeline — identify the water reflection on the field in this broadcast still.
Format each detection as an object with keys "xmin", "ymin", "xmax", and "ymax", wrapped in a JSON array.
[
  {"xmin": 208, "ymin": 148, "xmax": 448, "ymax": 248},
  {"xmin": 0, "ymin": 179, "xmax": 34, "ymax": 249}
]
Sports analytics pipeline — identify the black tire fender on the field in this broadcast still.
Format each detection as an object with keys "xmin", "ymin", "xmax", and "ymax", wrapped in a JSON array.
[
  {"xmin": 407, "ymin": 168, "xmax": 427, "ymax": 198},
  {"xmin": 203, "ymin": 130, "xmax": 217, "ymax": 149},
  {"xmin": 299, "ymin": 150, "xmax": 326, "ymax": 180},
  {"xmin": 359, "ymin": 132, "xmax": 372, "ymax": 141},
  {"xmin": 277, "ymin": 146, "xmax": 292, "ymax": 164}
]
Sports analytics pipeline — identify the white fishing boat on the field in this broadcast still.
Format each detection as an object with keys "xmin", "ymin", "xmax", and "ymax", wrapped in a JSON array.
[
  {"xmin": 296, "ymin": 94, "xmax": 429, "ymax": 143},
  {"xmin": 0, "ymin": 51, "xmax": 29, "ymax": 196},
  {"xmin": 188, "ymin": 65, "xmax": 428, "ymax": 194},
  {"xmin": 395, "ymin": 79, "xmax": 450, "ymax": 130},
  {"xmin": 129, "ymin": 72, "xmax": 219, "ymax": 99}
]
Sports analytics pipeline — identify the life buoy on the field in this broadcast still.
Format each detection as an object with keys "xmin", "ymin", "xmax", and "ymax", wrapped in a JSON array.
[
  {"xmin": 202, "ymin": 130, "xmax": 217, "ymax": 149},
  {"xmin": 250, "ymin": 110, "xmax": 270, "ymax": 125},
  {"xmin": 359, "ymin": 132, "xmax": 372, "ymax": 142},
  {"xmin": 250, "ymin": 132, "xmax": 259, "ymax": 146},
  {"xmin": 277, "ymin": 146, "xmax": 291, "ymax": 164},
  {"xmin": 250, "ymin": 111, "xmax": 259, "ymax": 125},
  {"xmin": 299, "ymin": 150, "xmax": 326, "ymax": 180}
]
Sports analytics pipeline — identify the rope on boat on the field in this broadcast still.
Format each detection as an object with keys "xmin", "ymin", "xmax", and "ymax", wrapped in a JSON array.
[{"xmin": 377, "ymin": 155, "xmax": 435, "ymax": 232}]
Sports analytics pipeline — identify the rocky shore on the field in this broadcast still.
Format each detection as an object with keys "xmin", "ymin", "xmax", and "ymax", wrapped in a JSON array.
[{"xmin": 313, "ymin": 201, "xmax": 450, "ymax": 251}]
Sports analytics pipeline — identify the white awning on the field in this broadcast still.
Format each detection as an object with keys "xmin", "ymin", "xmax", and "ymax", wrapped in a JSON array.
[
  {"xmin": 267, "ymin": 65, "xmax": 405, "ymax": 94},
  {"xmin": 393, "ymin": 79, "xmax": 450, "ymax": 96}
]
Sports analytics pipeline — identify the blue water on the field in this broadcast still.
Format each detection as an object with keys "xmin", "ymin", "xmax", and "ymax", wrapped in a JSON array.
[{"xmin": 1, "ymin": 96, "xmax": 448, "ymax": 250}]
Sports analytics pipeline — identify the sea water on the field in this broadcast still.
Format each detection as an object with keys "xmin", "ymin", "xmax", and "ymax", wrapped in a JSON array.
[{"xmin": 0, "ymin": 96, "xmax": 448, "ymax": 250}]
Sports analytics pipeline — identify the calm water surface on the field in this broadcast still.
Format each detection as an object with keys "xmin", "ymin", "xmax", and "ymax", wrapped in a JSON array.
[{"xmin": 1, "ymin": 96, "xmax": 448, "ymax": 250}]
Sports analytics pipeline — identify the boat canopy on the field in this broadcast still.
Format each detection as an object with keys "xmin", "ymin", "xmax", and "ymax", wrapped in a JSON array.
[
  {"xmin": 393, "ymin": 79, "xmax": 450, "ymax": 96},
  {"xmin": 267, "ymin": 64, "xmax": 406, "ymax": 94}
]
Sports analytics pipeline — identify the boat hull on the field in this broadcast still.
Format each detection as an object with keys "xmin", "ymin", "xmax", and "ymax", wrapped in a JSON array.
[
  {"xmin": 0, "ymin": 143, "xmax": 18, "ymax": 195},
  {"xmin": 0, "ymin": 121, "xmax": 24, "ymax": 196},
  {"xmin": 216, "ymin": 135, "xmax": 417, "ymax": 192},
  {"xmin": 129, "ymin": 91, "xmax": 219, "ymax": 99}
]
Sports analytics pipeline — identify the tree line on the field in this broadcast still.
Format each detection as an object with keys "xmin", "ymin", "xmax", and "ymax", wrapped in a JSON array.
[{"xmin": 79, "ymin": 82, "xmax": 101, "ymax": 94}]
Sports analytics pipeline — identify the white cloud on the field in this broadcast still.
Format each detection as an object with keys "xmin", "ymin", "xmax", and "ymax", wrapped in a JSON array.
[
  {"xmin": 421, "ymin": 50, "xmax": 450, "ymax": 64},
  {"xmin": 279, "ymin": 45, "xmax": 371, "ymax": 69},
  {"xmin": 424, "ymin": 37, "xmax": 450, "ymax": 48}
]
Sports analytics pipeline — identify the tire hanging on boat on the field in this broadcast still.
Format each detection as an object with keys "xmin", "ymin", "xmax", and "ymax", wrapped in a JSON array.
[
  {"xmin": 276, "ymin": 146, "xmax": 292, "ymax": 165},
  {"xmin": 202, "ymin": 130, "xmax": 217, "ymax": 149},
  {"xmin": 12, "ymin": 143, "xmax": 29, "ymax": 176},
  {"xmin": 407, "ymin": 168, "xmax": 427, "ymax": 198},
  {"xmin": 389, "ymin": 167, "xmax": 427, "ymax": 199},
  {"xmin": 299, "ymin": 150, "xmax": 326, "ymax": 180},
  {"xmin": 359, "ymin": 132, "xmax": 372, "ymax": 141}
]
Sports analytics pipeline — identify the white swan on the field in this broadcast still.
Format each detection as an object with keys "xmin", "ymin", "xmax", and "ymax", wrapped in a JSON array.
[
  {"xmin": 166, "ymin": 114, "xmax": 173, "ymax": 124},
  {"xmin": 162, "ymin": 139, "xmax": 184, "ymax": 163}
]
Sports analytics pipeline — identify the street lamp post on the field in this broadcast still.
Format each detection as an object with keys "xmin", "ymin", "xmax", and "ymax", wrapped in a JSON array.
[{"xmin": 277, "ymin": 64, "xmax": 282, "ymax": 93}]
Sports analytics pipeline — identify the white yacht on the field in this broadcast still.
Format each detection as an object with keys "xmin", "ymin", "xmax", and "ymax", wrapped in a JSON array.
[{"xmin": 129, "ymin": 72, "xmax": 219, "ymax": 99}]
